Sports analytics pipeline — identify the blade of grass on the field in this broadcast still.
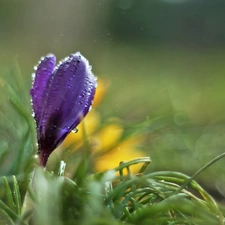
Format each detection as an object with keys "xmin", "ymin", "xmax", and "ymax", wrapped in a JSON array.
[
  {"xmin": 0, "ymin": 200, "xmax": 23, "ymax": 222},
  {"xmin": 3, "ymin": 177, "xmax": 16, "ymax": 212},
  {"xmin": 174, "ymin": 152, "xmax": 225, "ymax": 194},
  {"xmin": 0, "ymin": 174, "xmax": 25, "ymax": 185},
  {"xmin": 12, "ymin": 176, "xmax": 21, "ymax": 216},
  {"xmin": 146, "ymin": 171, "xmax": 224, "ymax": 224},
  {"xmin": 115, "ymin": 157, "xmax": 151, "ymax": 173},
  {"xmin": 0, "ymin": 209, "xmax": 14, "ymax": 225}
]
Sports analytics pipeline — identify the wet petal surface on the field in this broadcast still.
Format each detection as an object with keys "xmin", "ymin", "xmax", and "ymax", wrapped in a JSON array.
[
  {"xmin": 30, "ymin": 53, "xmax": 97, "ymax": 166},
  {"xmin": 30, "ymin": 54, "xmax": 56, "ymax": 125}
]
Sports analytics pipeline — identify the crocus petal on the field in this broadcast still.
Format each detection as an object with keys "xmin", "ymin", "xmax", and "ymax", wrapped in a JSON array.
[
  {"xmin": 31, "ymin": 52, "xmax": 97, "ymax": 166},
  {"xmin": 30, "ymin": 54, "xmax": 56, "ymax": 125}
]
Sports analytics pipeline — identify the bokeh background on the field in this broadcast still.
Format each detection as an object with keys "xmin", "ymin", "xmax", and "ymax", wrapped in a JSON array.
[{"xmin": 1, "ymin": 0, "xmax": 225, "ymax": 201}]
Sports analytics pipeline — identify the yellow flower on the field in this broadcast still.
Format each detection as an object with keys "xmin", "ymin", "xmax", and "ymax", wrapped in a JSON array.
[
  {"xmin": 94, "ymin": 135, "xmax": 146, "ymax": 174},
  {"xmin": 61, "ymin": 78, "xmax": 147, "ymax": 174}
]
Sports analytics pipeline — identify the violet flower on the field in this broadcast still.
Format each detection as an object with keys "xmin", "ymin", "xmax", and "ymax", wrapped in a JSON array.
[{"xmin": 30, "ymin": 52, "xmax": 97, "ymax": 167}]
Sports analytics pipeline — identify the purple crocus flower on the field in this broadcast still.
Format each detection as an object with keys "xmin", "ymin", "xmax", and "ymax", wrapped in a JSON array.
[{"xmin": 30, "ymin": 52, "xmax": 97, "ymax": 167}]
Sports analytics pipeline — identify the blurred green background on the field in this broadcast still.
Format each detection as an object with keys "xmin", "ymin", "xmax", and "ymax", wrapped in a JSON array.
[{"xmin": 1, "ymin": 0, "xmax": 225, "ymax": 201}]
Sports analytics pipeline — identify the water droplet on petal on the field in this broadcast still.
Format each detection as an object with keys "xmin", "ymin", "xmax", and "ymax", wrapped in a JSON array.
[
  {"xmin": 79, "ymin": 93, "xmax": 85, "ymax": 98},
  {"xmin": 72, "ymin": 127, "xmax": 78, "ymax": 133}
]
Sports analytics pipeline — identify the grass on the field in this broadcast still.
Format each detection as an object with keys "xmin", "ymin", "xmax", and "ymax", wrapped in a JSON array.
[{"xmin": 0, "ymin": 46, "xmax": 225, "ymax": 224}]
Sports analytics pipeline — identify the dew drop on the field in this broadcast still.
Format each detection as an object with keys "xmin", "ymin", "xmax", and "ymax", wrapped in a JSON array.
[
  {"xmin": 72, "ymin": 127, "xmax": 79, "ymax": 133},
  {"xmin": 79, "ymin": 93, "xmax": 85, "ymax": 98},
  {"xmin": 33, "ymin": 66, "xmax": 37, "ymax": 70}
]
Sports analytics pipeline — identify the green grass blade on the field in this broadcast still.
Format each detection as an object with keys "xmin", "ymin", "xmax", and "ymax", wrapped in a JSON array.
[
  {"xmin": 0, "ymin": 199, "xmax": 19, "ymax": 221},
  {"xmin": 12, "ymin": 176, "xmax": 21, "ymax": 216},
  {"xmin": 0, "ymin": 209, "xmax": 14, "ymax": 225},
  {"xmin": 174, "ymin": 152, "xmax": 225, "ymax": 195},
  {"xmin": 3, "ymin": 177, "xmax": 15, "ymax": 212}
]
